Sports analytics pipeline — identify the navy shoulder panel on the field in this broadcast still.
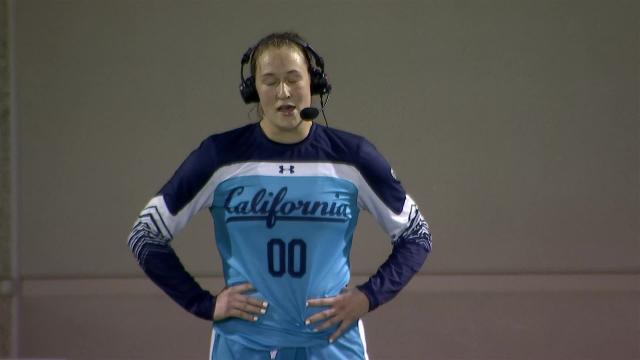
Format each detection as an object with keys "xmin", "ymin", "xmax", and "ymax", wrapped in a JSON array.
[
  {"xmin": 355, "ymin": 137, "xmax": 407, "ymax": 214},
  {"xmin": 158, "ymin": 124, "xmax": 255, "ymax": 215},
  {"xmin": 317, "ymin": 126, "xmax": 407, "ymax": 214},
  {"xmin": 313, "ymin": 125, "xmax": 363, "ymax": 160}
]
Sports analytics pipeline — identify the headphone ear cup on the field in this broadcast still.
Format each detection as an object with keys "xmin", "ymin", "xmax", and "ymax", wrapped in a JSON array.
[
  {"xmin": 239, "ymin": 76, "xmax": 259, "ymax": 104},
  {"xmin": 310, "ymin": 68, "xmax": 331, "ymax": 96}
]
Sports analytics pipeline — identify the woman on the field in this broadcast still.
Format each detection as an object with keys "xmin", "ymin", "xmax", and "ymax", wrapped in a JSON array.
[{"xmin": 128, "ymin": 32, "xmax": 432, "ymax": 360}]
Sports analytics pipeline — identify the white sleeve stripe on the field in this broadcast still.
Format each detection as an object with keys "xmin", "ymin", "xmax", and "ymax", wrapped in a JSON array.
[
  {"xmin": 395, "ymin": 203, "xmax": 432, "ymax": 250},
  {"xmin": 140, "ymin": 205, "xmax": 173, "ymax": 238},
  {"xmin": 128, "ymin": 198, "xmax": 174, "ymax": 260},
  {"xmin": 128, "ymin": 220, "xmax": 169, "ymax": 258}
]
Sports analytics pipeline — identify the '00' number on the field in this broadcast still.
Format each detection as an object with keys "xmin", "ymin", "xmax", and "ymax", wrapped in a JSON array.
[{"xmin": 267, "ymin": 238, "xmax": 306, "ymax": 278}]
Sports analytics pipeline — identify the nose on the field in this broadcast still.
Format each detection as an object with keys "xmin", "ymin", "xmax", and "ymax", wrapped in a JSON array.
[{"xmin": 276, "ymin": 82, "xmax": 291, "ymax": 99}]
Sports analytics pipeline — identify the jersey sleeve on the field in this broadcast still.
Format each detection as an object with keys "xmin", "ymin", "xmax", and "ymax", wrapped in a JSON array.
[
  {"xmin": 127, "ymin": 138, "xmax": 219, "ymax": 320},
  {"xmin": 354, "ymin": 138, "xmax": 433, "ymax": 311}
]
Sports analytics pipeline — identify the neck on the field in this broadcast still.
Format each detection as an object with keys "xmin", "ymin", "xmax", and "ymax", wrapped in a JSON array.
[{"xmin": 259, "ymin": 120, "xmax": 312, "ymax": 144}]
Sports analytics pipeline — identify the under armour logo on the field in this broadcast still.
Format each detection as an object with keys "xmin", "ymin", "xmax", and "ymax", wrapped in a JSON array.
[{"xmin": 279, "ymin": 165, "xmax": 295, "ymax": 174}]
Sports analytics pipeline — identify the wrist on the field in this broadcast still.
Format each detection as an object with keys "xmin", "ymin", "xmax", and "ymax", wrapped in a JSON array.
[{"xmin": 355, "ymin": 284, "xmax": 376, "ymax": 312}]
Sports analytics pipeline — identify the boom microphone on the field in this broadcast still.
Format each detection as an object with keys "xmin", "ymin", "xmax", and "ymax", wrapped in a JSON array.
[{"xmin": 300, "ymin": 107, "xmax": 319, "ymax": 121}]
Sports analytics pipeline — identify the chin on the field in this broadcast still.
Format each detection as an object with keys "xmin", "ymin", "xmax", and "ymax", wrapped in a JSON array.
[
  {"xmin": 273, "ymin": 115, "xmax": 302, "ymax": 129},
  {"xmin": 279, "ymin": 120, "xmax": 304, "ymax": 131}
]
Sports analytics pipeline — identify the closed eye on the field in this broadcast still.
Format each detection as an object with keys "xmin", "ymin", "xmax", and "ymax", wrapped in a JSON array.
[
  {"xmin": 260, "ymin": 70, "xmax": 305, "ymax": 86},
  {"xmin": 286, "ymin": 73, "xmax": 303, "ymax": 83},
  {"xmin": 261, "ymin": 75, "xmax": 277, "ymax": 86}
]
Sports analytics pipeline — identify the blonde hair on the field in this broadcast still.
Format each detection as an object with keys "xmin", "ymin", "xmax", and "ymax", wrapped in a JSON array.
[{"xmin": 250, "ymin": 32, "xmax": 312, "ymax": 77}]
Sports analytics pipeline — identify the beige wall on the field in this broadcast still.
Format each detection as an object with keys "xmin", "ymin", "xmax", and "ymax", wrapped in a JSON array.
[
  {"xmin": 16, "ymin": 275, "xmax": 640, "ymax": 360},
  {"xmin": 10, "ymin": 0, "xmax": 640, "ymax": 359},
  {"xmin": 15, "ymin": 0, "xmax": 639, "ymax": 277}
]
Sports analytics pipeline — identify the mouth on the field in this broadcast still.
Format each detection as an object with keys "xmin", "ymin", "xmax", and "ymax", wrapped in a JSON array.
[{"xmin": 277, "ymin": 104, "xmax": 296, "ymax": 116}]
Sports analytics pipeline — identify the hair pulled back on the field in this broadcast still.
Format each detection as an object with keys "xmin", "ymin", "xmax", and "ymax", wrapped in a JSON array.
[{"xmin": 250, "ymin": 32, "xmax": 312, "ymax": 76}]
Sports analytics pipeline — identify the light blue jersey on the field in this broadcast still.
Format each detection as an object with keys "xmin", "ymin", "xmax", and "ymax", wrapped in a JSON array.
[
  {"xmin": 128, "ymin": 122, "xmax": 432, "ymax": 356},
  {"xmin": 212, "ymin": 171, "xmax": 360, "ymax": 348}
]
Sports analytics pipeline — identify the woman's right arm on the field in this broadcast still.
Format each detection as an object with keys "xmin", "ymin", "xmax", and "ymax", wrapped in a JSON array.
[{"xmin": 127, "ymin": 137, "xmax": 265, "ymax": 321}]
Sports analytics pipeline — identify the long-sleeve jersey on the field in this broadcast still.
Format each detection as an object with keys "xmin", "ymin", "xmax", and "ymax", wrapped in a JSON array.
[{"xmin": 127, "ymin": 122, "xmax": 432, "ymax": 349}]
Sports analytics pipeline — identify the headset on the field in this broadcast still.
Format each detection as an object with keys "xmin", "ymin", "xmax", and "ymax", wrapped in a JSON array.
[{"xmin": 239, "ymin": 35, "xmax": 332, "ymax": 105}]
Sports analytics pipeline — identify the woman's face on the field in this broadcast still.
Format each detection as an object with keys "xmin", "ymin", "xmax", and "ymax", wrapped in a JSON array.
[{"xmin": 255, "ymin": 46, "xmax": 312, "ymax": 133}]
